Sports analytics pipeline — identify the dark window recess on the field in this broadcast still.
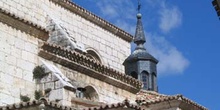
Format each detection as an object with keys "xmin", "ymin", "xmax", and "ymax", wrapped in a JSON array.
[
  {"xmin": 142, "ymin": 71, "xmax": 149, "ymax": 90},
  {"xmin": 151, "ymin": 72, "xmax": 156, "ymax": 90},
  {"xmin": 83, "ymin": 86, "xmax": 99, "ymax": 101},
  {"xmin": 130, "ymin": 71, "xmax": 138, "ymax": 79},
  {"xmin": 76, "ymin": 87, "xmax": 86, "ymax": 98}
]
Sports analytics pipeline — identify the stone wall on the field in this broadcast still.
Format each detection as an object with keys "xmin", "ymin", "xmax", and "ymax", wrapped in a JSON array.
[
  {"xmin": 0, "ymin": 0, "xmax": 133, "ymax": 106},
  {"xmin": 34, "ymin": 59, "xmax": 137, "ymax": 106},
  {"xmin": 0, "ymin": 22, "xmax": 38, "ymax": 105},
  {"xmin": 0, "ymin": 0, "xmax": 131, "ymax": 72},
  {"xmin": 59, "ymin": 64, "xmax": 136, "ymax": 104}
]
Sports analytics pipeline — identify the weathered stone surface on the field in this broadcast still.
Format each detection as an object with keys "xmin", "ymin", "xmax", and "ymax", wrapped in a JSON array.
[
  {"xmin": 55, "ymin": 81, "xmax": 63, "ymax": 89},
  {"xmin": 1, "ymin": 0, "xmax": 130, "ymax": 72},
  {"xmin": 0, "ymin": 93, "xmax": 15, "ymax": 105},
  {"xmin": 0, "ymin": 0, "xmax": 133, "ymax": 106},
  {"xmin": 6, "ymin": 55, "xmax": 16, "ymax": 65},
  {"xmin": 45, "ymin": 82, "xmax": 54, "ymax": 90},
  {"xmin": 49, "ymin": 88, "xmax": 64, "ymax": 101},
  {"xmin": 1, "ymin": 73, "xmax": 14, "ymax": 84},
  {"xmin": 23, "ymin": 71, "xmax": 33, "ymax": 82},
  {"xmin": 0, "ymin": 22, "xmax": 37, "ymax": 105}
]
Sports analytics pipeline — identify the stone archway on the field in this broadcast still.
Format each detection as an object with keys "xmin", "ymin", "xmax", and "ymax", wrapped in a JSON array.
[
  {"xmin": 83, "ymin": 86, "xmax": 99, "ymax": 101},
  {"xmin": 85, "ymin": 47, "xmax": 103, "ymax": 64}
]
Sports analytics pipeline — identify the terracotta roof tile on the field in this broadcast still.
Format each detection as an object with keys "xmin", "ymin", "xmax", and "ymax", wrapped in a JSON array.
[
  {"xmin": 0, "ymin": 98, "xmax": 75, "ymax": 110},
  {"xmin": 136, "ymin": 90, "xmax": 208, "ymax": 110},
  {"xmin": 82, "ymin": 99, "xmax": 143, "ymax": 110}
]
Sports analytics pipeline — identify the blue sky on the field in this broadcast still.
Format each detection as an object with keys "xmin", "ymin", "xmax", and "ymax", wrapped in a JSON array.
[{"xmin": 74, "ymin": 0, "xmax": 220, "ymax": 109}]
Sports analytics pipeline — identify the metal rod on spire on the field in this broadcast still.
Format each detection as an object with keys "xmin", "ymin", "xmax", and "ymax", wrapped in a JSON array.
[{"xmin": 137, "ymin": 0, "xmax": 141, "ymax": 13}]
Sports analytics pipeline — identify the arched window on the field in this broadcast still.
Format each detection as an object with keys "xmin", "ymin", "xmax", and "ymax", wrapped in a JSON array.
[
  {"xmin": 151, "ymin": 72, "xmax": 156, "ymax": 90},
  {"xmin": 130, "ymin": 71, "xmax": 138, "ymax": 79},
  {"xmin": 83, "ymin": 86, "xmax": 99, "ymax": 101},
  {"xmin": 141, "ymin": 71, "xmax": 149, "ymax": 90},
  {"xmin": 86, "ymin": 50, "xmax": 102, "ymax": 63}
]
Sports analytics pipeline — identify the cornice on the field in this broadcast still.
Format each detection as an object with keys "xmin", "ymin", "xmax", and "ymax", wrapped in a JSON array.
[
  {"xmin": 0, "ymin": 7, "xmax": 49, "ymax": 41},
  {"xmin": 49, "ymin": 0, "xmax": 133, "ymax": 42},
  {"xmin": 38, "ymin": 42, "xmax": 142, "ymax": 93}
]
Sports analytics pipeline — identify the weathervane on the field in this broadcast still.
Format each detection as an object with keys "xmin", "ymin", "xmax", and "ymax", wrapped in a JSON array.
[{"xmin": 137, "ymin": 0, "xmax": 141, "ymax": 13}]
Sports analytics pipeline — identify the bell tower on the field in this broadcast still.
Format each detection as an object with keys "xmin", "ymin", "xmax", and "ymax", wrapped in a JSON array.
[{"xmin": 123, "ymin": 0, "xmax": 159, "ymax": 91}]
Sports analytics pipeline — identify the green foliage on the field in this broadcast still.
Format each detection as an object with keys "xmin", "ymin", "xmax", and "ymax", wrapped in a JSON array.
[
  {"xmin": 20, "ymin": 95, "xmax": 30, "ymax": 102},
  {"xmin": 34, "ymin": 90, "xmax": 43, "ymax": 100},
  {"xmin": 45, "ymin": 88, "xmax": 52, "ymax": 94},
  {"xmin": 33, "ymin": 66, "xmax": 48, "ymax": 79}
]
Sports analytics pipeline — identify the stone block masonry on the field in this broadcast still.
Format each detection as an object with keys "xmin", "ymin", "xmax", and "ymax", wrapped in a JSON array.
[
  {"xmin": 0, "ymin": 0, "xmax": 133, "ymax": 106},
  {"xmin": 0, "ymin": 22, "xmax": 38, "ymax": 105},
  {"xmin": 60, "ymin": 65, "xmax": 137, "ymax": 104},
  {"xmin": 0, "ymin": 0, "xmax": 131, "ymax": 73}
]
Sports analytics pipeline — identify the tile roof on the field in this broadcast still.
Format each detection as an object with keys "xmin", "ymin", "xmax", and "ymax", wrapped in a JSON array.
[
  {"xmin": 0, "ymin": 99, "xmax": 143, "ymax": 110},
  {"xmin": 124, "ymin": 49, "xmax": 159, "ymax": 64},
  {"xmin": 49, "ymin": 0, "xmax": 133, "ymax": 42},
  {"xmin": 82, "ymin": 99, "xmax": 143, "ymax": 110},
  {"xmin": 0, "ymin": 98, "xmax": 75, "ymax": 110},
  {"xmin": 136, "ymin": 90, "xmax": 208, "ymax": 110},
  {"xmin": 0, "ymin": 7, "xmax": 49, "ymax": 41}
]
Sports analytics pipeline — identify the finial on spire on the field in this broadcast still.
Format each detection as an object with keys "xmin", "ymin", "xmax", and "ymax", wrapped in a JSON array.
[
  {"xmin": 137, "ymin": 0, "xmax": 142, "ymax": 19},
  {"xmin": 134, "ymin": 0, "xmax": 145, "ymax": 49}
]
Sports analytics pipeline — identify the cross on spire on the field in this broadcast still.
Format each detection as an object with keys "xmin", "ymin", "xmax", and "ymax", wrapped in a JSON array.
[{"xmin": 137, "ymin": 0, "xmax": 141, "ymax": 13}]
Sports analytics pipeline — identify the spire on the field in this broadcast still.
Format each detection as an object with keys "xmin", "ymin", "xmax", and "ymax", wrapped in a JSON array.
[
  {"xmin": 134, "ymin": 0, "xmax": 146, "ymax": 50},
  {"xmin": 123, "ymin": 0, "xmax": 159, "ymax": 92}
]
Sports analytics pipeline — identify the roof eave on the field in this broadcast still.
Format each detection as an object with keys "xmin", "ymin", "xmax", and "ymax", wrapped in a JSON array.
[
  {"xmin": 0, "ymin": 7, "xmax": 49, "ymax": 41},
  {"xmin": 49, "ymin": 0, "xmax": 133, "ymax": 42},
  {"xmin": 124, "ymin": 57, "xmax": 159, "ymax": 64}
]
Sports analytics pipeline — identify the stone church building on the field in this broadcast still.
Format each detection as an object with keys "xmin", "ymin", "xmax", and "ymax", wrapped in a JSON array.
[{"xmin": 0, "ymin": 0, "xmax": 207, "ymax": 110}]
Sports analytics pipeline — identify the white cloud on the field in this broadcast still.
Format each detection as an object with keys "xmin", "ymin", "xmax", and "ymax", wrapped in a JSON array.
[
  {"xmin": 95, "ymin": 1, "xmax": 189, "ymax": 75},
  {"xmin": 159, "ymin": 2, "xmax": 182, "ymax": 33},
  {"xmin": 96, "ymin": 1, "xmax": 137, "ymax": 38},
  {"xmin": 96, "ymin": 0, "xmax": 136, "ymax": 32},
  {"xmin": 115, "ymin": 20, "xmax": 136, "ymax": 34},
  {"xmin": 96, "ymin": 1, "xmax": 119, "ymax": 19},
  {"xmin": 146, "ymin": 34, "xmax": 189, "ymax": 75}
]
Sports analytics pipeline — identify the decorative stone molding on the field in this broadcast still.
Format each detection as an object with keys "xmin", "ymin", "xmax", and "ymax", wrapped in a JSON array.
[
  {"xmin": 40, "ymin": 60, "xmax": 76, "ymax": 91},
  {"xmin": 0, "ymin": 7, "xmax": 49, "ymax": 41},
  {"xmin": 46, "ymin": 16, "xmax": 86, "ymax": 53},
  {"xmin": 71, "ymin": 97, "xmax": 102, "ymax": 107},
  {"xmin": 38, "ymin": 42, "xmax": 142, "ymax": 93},
  {"xmin": 49, "ymin": 0, "xmax": 133, "ymax": 42}
]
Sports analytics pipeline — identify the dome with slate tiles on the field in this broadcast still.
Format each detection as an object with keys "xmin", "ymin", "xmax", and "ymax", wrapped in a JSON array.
[{"xmin": 124, "ymin": 49, "xmax": 158, "ymax": 64}]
